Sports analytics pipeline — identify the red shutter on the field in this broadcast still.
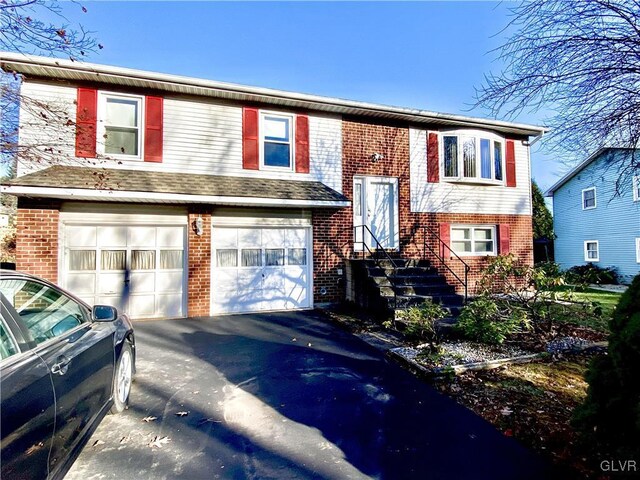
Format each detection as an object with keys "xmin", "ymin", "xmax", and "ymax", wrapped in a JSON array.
[
  {"xmin": 295, "ymin": 114, "xmax": 309, "ymax": 173},
  {"xmin": 75, "ymin": 88, "xmax": 97, "ymax": 158},
  {"xmin": 144, "ymin": 96, "xmax": 163, "ymax": 163},
  {"xmin": 242, "ymin": 107, "xmax": 259, "ymax": 170},
  {"xmin": 499, "ymin": 224, "xmax": 511, "ymax": 254},
  {"xmin": 506, "ymin": 140, "xmax": 516, "ymax": 187},
  {"xmin": 427, "ymin": 132, "xmax": 440, "ymax": 183},
  {"xmin": 439, "ymin": 223, "xmax": 450, "ymax": 258}
]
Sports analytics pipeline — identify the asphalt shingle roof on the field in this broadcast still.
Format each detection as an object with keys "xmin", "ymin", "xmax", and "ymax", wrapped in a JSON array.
[{"xmin": 5, "ymin": 166, "xmax": 348, "ymax": 203}]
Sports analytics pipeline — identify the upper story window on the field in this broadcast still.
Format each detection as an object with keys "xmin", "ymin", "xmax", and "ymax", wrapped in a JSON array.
[
  {"xmin": 261, "ymin": 113, "xmax": 293, "ymax": 170},
  {"xmin": 633, "ymin": 176, "xmax": 640, "ymax": 202},
  {"xmin": 442, "ymin": 131, "xmax": 504, "ymax": 183},
  {"xmin": 582, "ymin": 187, "xmax": 596, "ymax": 210},
  {"xmin": 98, "ymin": 92, "xmax": 144, "ymax": 159}
]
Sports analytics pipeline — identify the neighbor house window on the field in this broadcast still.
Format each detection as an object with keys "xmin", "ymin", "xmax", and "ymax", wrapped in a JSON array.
[
  {"xmin": 99, "ymin": 93, "xmax": 143, "ymax": 158},
  {"xmin": 261, "ymin": 113, "xmax": 293, "ymax": 169},
  {"xmin": 442, "ymin": 132, "xmax": 504, "ymax": 182},
  {"xmin": 582, "ymin": 187, "xmax": 596, "ymax": 210},
  {"xmin": 584, "ymin": 240, "xmax": 599, "ymax": 262},
  {"xmin": 636, "ymin": 238, "xmax": 640, "ymax": 263},
  {"xmin": 450, "ymin": 225, "xmax": 496, "ymax": 256},
  {"xmin": 633, "ymin": 176, "xmax": 640, "ymax": 202}
]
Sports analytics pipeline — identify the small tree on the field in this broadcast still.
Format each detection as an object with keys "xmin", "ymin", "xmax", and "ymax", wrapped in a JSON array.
[
  {"xmin": 573, "ymin": 274, "xmax": 640, "ymax": 459},
  {"xmin": 532, "ymin": 181, "xmax": 553, "ymax": 241}
]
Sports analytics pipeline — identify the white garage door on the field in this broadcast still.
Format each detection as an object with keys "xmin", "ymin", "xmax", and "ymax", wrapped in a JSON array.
[
  {"xmin": 63, "ymin": 225, "xmax": 185, "ymax": 319},
  {"xmin": 212, "ymin": 227, "xmax": 311, "ymax": 314}
]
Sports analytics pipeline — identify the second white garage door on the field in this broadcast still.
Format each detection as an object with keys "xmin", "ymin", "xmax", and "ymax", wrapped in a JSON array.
[{"xmin": 212, "ymin": 227, "xmax": 311, "ymax": 314}]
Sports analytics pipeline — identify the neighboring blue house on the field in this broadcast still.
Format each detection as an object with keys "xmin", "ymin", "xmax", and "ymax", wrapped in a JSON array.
[{"xmin": 546, "ymin": 148, "xmax": 640, "ymax": 284}]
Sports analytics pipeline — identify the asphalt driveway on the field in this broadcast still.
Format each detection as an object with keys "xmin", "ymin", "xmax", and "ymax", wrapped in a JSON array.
[{"xmin": 66, "ymin": 310, "xmax": 556, "ymax": 480}]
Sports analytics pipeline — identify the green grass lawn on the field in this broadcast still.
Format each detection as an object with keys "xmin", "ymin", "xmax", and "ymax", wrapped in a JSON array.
[{"xmin": 544, "ymin": 285, "xmax": 623, "ymax": 333}]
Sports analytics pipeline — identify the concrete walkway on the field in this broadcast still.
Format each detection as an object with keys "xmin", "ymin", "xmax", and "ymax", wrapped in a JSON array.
[{"xmin": 66, "ymin": 310, "xmax": 558, "ymax": 479}]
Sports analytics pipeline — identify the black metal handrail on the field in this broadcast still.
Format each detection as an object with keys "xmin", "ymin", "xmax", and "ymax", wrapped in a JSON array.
[
  {"xmin": 354, "ymin": 224, "xmax": 398, "ymax": 309},
  {"xmin": 422, "ymin": 225, "xmax": 470, "ymax": 301}
]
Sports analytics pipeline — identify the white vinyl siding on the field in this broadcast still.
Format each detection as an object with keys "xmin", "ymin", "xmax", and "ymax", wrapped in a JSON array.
[
  {"xmin": 582, "ymin": 187, "xmax": 596, "ymax": 210},
  {"xmin": 18, "ymin": 81, "xmax": 343, "ymax": 192},
  {"xmin": 584, "ymin": 240, "xmax": 599, "ymax": 262},
  {"xmin": 409, "ymin": 128, "xmax": 532, "ymax": 215}
]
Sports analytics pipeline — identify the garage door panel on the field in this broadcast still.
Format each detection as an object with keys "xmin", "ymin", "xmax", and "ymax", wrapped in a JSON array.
[
  {"xmin": 97, "ymin": 226, "xmax": 127, "ymax": 247},
  {"xmin": 99, "ymin": 272, "xmax": 125, "ymax": 295},
  {"xmin": 156, "ymin": 272, "xmax": 183, "ymax": 293},
  {"xmin": 285, "ymin": 287, "xmax": 308, "ymax": 308},
  {"xmin": 237, "ymin": 228, "xmax": 261, "ymax": 247},
  {"xmin": 128, "ymin": 226, "xmax": 156, "ymax": 247},
  {"xmin": 66, "ymin": 273, "xmax": 96, "ymax": 295},
  {"xmin": 156, "ymin": 294, "xmax": 182, "ymax": 317},
  {"xmin": 156, "ymin": 227, "xmax": 184, "ymax": 248},
  {"xmin": 214, "ymin": 228, "xmax": 238, "ymax": 248},
  {"xmin": 261, "ymin": 229, "xmax": 286, "ymax": 247},
  {"xmin": 237, "ymin": 269, "xmax": 262, "ymax": 289},
  {"xmin": 67, "ymin": 226, "xmax": 97, "ymax": 247},
  {"xmin": 128, "ymin": 295, "xmax": 155, "ymax": 317},
  {"xmin": 130, "ymin": 272, "xmax": 155, "ymax": 294},
  {"xmin": 285, "ymin": 229, "xmax": 306, "ymax": 248}
]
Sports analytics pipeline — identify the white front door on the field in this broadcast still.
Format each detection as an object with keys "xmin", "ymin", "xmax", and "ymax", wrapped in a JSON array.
[
  {"xmin": 63, "ymin": 225, "xmax": 186, "ymax": 319},
  {"xmin": 211, "ymin": 226, "xmax": 311, "ymax": 314},
  {"xmin": 353, "ymin": 176, "xmax": 399, "ymax": 250}
]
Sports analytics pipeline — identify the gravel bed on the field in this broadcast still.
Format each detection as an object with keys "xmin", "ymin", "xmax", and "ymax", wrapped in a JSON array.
[
  {"xmin": 546, "ymin": 336, "xmax": 595, "ymax": 354},
  {"xmin": 395, "ymin": 341, "xmax": 533, "ymax": 368}
]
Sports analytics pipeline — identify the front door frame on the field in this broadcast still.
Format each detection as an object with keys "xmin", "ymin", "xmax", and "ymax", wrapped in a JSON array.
[{"xmin": 353, "ymin": 176, "xmax": 399, "ymax": 251}]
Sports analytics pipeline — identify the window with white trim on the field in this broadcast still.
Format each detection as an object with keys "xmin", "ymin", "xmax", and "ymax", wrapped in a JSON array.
[
  {"xmin": 633, "ymin": 176, "xmax": 640, "ymax": 202},
  {"xmin": 451, "ymin": 225, "xmax": 496, "ymax": 256},
  {"xmin": 261, "ymin": 113, "xmax": 293, "ymax": 169},
  {"xmin": 636, "ymin": 238, "xmax": 640, "ymax": 263},
  {"xmin": 98, "ymin": 92, "xmax": 144, "ymax": 159},
  {"xmin": 582, "ymin": 187, "xmax": 596, "ymax": 210},
  {"xmin": 584, "ymin": 240, "xmax": 599, "ymax": 262},
  {"xmin": 442, "ymin": 132, "xmax": 504, "ymax": 183}
]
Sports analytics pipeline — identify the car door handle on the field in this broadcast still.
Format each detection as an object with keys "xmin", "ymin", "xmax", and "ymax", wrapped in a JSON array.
[{"xmin": 51, "ymin": 356, "xmax": 71, "ymax": 376}]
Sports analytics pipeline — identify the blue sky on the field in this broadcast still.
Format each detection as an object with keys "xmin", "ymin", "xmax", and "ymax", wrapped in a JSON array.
[{"xmin": 41, "ymin": 1, "xmax": 563, "ymax": 190}]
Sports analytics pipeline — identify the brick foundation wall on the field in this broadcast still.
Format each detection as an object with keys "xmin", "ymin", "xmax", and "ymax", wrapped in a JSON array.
[
  {"xmin": 312, "ymin": 119, "xmax": 534, "ymax": 301},
  {"xmin": 187, "ymin": 208, "xmax": 212, "ymax": 316},
  {"xmin": 15, "ymin": 199, "xmax": 61, "ymax": 283}
]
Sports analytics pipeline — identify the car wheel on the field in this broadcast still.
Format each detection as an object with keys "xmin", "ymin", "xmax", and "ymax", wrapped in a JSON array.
[{"xmin": 111, "ymin": 342, "xmax": 133, "ymax": 414}]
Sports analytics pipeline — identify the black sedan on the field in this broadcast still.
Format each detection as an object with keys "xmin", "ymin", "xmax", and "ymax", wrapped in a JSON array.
[{"xmin": 0, "ymin": 270, "xmax": 135, "ymax": 480}]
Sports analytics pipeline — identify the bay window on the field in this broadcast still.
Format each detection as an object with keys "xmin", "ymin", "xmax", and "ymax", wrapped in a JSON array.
[{"xmin": 442, "ymin": 132, "xmax": 505, "ymax": 183}]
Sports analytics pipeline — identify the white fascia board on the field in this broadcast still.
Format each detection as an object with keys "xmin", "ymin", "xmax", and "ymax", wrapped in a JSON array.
[{"xmin": 1, "ymin": 185, "xmax": 350, "ymax": 208}]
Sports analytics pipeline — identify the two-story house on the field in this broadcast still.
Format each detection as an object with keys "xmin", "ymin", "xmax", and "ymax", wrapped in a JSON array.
[
  {"xmin": 0, "ymin": 53, "xmax": 546, "ymax": 319},
  {"xmin": 546, "ymin": 148, "xmax": 640, "ymax": 283}
]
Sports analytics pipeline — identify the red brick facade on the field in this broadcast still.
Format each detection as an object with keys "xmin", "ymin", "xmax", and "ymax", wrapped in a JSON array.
[
  {"xmin": 15, "ymin": 199, "xmax": 61, "ymax": 283},
  {"xmin": 312, "ymin": 119, "xmax": 533, "ymax": 302},
  {"xmin": 187, "ymin": 208, "xmax": 212, "ymax": 316}
]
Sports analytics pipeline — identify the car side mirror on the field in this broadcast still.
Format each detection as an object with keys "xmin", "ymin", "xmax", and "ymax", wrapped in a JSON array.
[{"xmin": 92, "ymin": 305, "xmax": 118, "ymax": 322}]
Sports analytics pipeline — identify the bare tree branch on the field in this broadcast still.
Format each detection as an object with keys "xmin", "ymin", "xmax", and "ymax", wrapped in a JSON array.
[{"xmin": 476, "ymin": 0, "xmax": 640, "ymax": 192}]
